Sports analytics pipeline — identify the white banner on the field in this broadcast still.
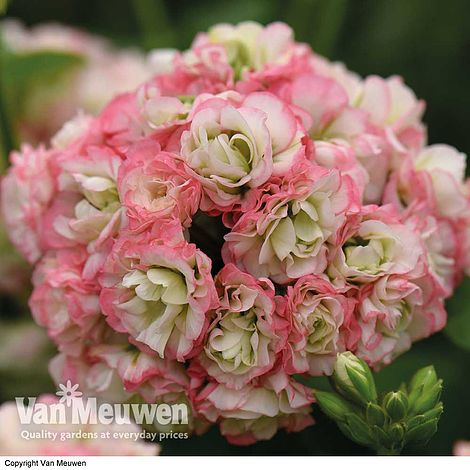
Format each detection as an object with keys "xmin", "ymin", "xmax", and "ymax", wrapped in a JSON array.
[{"xmin": 1, "ymin": 456, "xmax": 469, "ymax": 470}]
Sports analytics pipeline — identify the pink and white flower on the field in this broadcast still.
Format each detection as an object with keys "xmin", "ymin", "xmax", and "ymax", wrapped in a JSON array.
[
  {"xmin": 191, "ymin": 367, "xmax": 314, "ymax": 445},
  {"xmin": 197, "ymin": 264, "xmax": 286, "ymax": 389},
  {"xmin": 118, "ymin": 139, "xmax": 201, "ymax": 229},
  {"xmin": 180, "ymin": 92, "xmax": 306, "ymax": 212},
  {"xmin": 354, "ymin": 273, "xmax": 446, "ymax": 368},
  {"xmin": 385, "ymin": 145, "xmax": 469, "ymax": 220},
  {"xmin": 284, "ymin": 275, "xmax": 357, "ymax": 376},
  {"xmin": 328, "ymin": 206, "xmax": 423, "ymax": 286},
  {"xmin": 195, "ymin": 22, "xmax": 303, "ymax": 79},
  {"xmin": 356, "ymin": 75, "xmax": 426, "ymax": 152},
  {"xmin": 29, "ymin": 248, "xmax": 107, "ymax": 356},
  {"xmin": 1, "ymin": 145, "xmax": 58, "ymax": 263},
  {"xmin": 50, "ymin": 146, "xmax": 124, "ymax": 252},
  {"xmin": 224, "ymin": 163, "xmax": 358, "ymax": 283},
  {"xmin": 100, "ymin": 232, "xmax": 218, "ymax": 361}
]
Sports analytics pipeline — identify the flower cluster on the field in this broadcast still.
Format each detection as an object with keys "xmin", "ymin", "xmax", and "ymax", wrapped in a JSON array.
[{"xmin": 2, "ymin": 21, "xmax": 469, "ymax": 445}]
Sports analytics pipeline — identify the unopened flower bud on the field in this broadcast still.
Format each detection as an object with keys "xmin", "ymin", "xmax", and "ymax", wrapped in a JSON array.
[
  {"xmin": 388, "ymin": 422, "xmax": 405, "ymax": 442},
  {"xmin": 409, "ymin": 365, "xmax": 438, "ymax": 392},
  {"xmin": 344, "ymin": 413, "xmax": 372, "ymax": 446},
  {"xmin": 405, "ymin": 418, "xmax": 439, "ymax": 445},
  {"xmin": 408, "ymin": 366, "xmax": 439, "ymax": 408},
  {"xmin": 315, "ymin": 390, "xmax": 354, "ymax": 423},
  {"xmin": 366, "ymin": 403, "xmax": 386, "ymax": 427},
  {"xmin": 409, "ymin": 380, "xmax": 442, "ymax": 415},
  {"xmin": 383, "ymin": 391, "xmax": 408, "ymax": 421},
  {"xmin": 332, "ymin": 352, "xmax": 378, "ymax": 406}
]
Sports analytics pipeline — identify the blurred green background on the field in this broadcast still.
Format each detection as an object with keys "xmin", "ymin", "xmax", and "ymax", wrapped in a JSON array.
[{"xmin": 1, "ymin": 0, "xmax": 470, "ymax": 456}]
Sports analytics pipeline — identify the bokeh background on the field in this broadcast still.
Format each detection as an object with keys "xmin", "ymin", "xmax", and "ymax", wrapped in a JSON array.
[{"xmin": 1, "ymin": 0, "xmax": 470, "ymax": 456}]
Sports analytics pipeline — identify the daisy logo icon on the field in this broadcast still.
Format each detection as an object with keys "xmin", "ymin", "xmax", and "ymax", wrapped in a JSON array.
[{"xmin": 56, "ymin": 380, "xmax": 83, "ymax": 407}]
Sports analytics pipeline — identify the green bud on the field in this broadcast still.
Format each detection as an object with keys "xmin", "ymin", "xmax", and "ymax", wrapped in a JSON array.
[
  {"xmin": 407, "ymin": 404, "xmax": 444, "ymax": 431},
  {"xmin": 408, "ymin": 366, "xmax": 439, "ymax": 408},
  {"xmin": 383, "ymin": 391, "xmax": 408, "ymax": 421},
  {"xmin": 422, "ymin": 403, "xmax": 444, "ymax": 421},
  {"xmin": 337, "ymin": 422, "xmax": 367, "ymax": 447},
  {"xmin": 409, "ymin": 366, "xmax": 438, "ymax": 392},
  {"xmin": 405, "ymin": 418, "xmax": 438, "ymax": 445},
  {"xmin": 366, "ymin": 403, "xmax": 386, "ymax": 427},
  {"xmin": 315, "ymin": 390, "xmax": 354, "ymax": 422},
  {"xmin": 409, "ymin": 381, "xmax": 442, "ymax": 415},
  {"xmin": 389, "ymin": 422, "xmax": 405, "ymax": 443},
  {"xmin": 406, "ymin": 414, "xmax": 425, "ymax": 430},
  {"xmin": 317, "ymin": 361, "xmax": 443, "ymax": 456},
  {"xmin": 344, "ymin": 413, "xmax": 373, "ymax": 446},
  {"xmin": 332, "ymin": 352, "xmax": 378, "ymax": 406},
  {"xmin": 371, "ymin": 424, "xmax": 392, "ymax": 448}
]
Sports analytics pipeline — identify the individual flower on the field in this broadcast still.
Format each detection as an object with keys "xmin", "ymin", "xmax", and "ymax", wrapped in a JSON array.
[
  {"xmin": 195, "ymin": 21, "xmax": 304, "ymax": 79},
  {"xmin": 385, "ymin": 144, "xmax": 469, "ymax": 220},
  {"xmin": 180, "ymin": 93, "xmax": 271, "ymax": 211},
  {"xmin": 100, "ymin": 231, "xmax": 218, "ymax": 361},
  {"xmin": 191, "ymin": 367, "xmax": 314, "ymax": 445},
  {"xmin": 49, "ymin": 352, "xmax": 131, "ymax": 404},
  {"xmin": 223, "ymin": 163, "xmax": 358, "ymax": 283},
  {"xmin": 355, "ymin": 75, "xmax": 426, "ymax": 152},
  {"xmin": 137, "ymin": 83, "xmax": 191, "ymax": 130},
  {"xmin": 180, "ymin": 91, "xmax": 306, "ymax": 212},
  {"xmin": 50, "ymin": 145, "xmax": 124, "ymax": 252},
  {"xmin": 29, "ymin": 248, "xmax": 108, "ymax": 356},
  {"xmin": 406, "ymin": 214, "xmax": 459, "ymax": 296},
  {"xmin": 270, "ymin": 72, "xmax": 391, "ymax": 204},
  {"xmin": 354, "ymin": 273, "xmax": 446, "ymax": 367},
  {"xmin": 88, "ymin": 343, "xmax": 189, "ymax": 402},
  {"xmin": 1, "ymin": 144, "xmax": 58, "ymax": 263},
  {"xmin": 197, "ymin": 264, "xmax": 286, "ymax": 389},
  {"xmin": 328, "ymin": 206, "xmax": 423, "ymax": 286},
  {"xmin": 51, "ymin": 342, "xmax": 188, "ymax": 404},
  {"xmin": 0, "ymin": 395, "xmax": 160, "ymax": 456},
  {"xmin": 284, "ymin": 275, "xmax": 357, "ymax": 376},
  {"xmin": 118, "ymin": 139, "xmax": 201, "ymax": 230},
  {"xmin": 89, "ymin": 343, "xmax": 207, "ymax": 434}
]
